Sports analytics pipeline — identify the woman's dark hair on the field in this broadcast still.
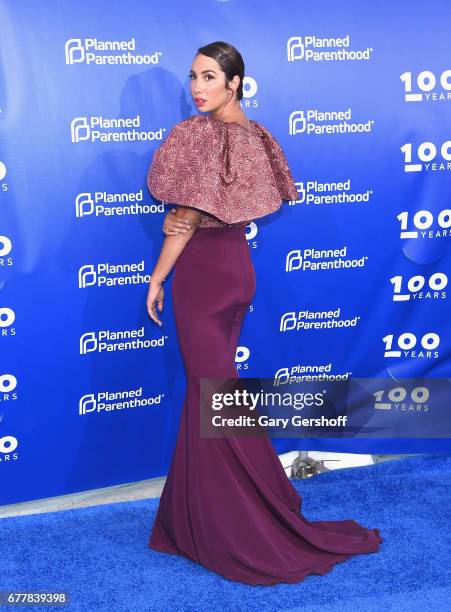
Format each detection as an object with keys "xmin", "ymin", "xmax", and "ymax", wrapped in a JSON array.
[{"xmin": 196, "ymin": 41, "xmax": 245, "ymax": 101}]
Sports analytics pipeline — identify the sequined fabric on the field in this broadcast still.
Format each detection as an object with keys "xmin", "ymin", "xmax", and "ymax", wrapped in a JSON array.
[{"xmin": 146, "ymin": 114, "xmax": 298, "ymax": 228}]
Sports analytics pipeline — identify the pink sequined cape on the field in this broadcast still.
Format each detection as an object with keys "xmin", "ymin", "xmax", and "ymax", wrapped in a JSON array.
[{"xmin": 146, "ymin": 114, "xmax": 298, "ymax": 228}]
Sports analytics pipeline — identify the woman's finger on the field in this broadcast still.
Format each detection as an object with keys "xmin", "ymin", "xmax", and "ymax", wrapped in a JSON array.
[
  {"xmin": 167, "ymin": 212, "xmax": 190, "ymax": 228},
  {"xmin": 165, "ymin": 227, "xmax": 186, "ymax": 235},
  {"xmin": 146, "ymin": 295, "xmax": 158, "ymax": 321},
  {"xmin": 171, "ymin": 222, "xmax": 190, "ymax": 232},
  {"xmin": 148, "ymin": 304, "xmax": 162, "ymax": 326}
]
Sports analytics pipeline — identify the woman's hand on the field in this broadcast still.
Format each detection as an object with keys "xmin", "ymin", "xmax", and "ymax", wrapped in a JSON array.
[
  {"xmin": 146, "ymin": 278, "xmax": 164, "ymax": 326},
  {"xmin": 163, "ymin": 208, "xmax": 191, "ymax": 235}
]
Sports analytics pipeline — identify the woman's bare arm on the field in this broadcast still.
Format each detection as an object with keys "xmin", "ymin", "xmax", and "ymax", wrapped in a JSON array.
[{"xmin": 149, "ymin": 207, "xmax": 202, "ymax": 284}]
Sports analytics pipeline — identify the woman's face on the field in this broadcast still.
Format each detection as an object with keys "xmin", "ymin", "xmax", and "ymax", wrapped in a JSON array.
[{"xmin": 189, "ymin": 53, "xmax": 238, "ymax": 113}]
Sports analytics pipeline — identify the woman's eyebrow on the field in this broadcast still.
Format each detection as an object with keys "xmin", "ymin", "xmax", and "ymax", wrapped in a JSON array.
[{"xmin": 189, "ymin": 69, "xmax": 217, "ymax": 75}]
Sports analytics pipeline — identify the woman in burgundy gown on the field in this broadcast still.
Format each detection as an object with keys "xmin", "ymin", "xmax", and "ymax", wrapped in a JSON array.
[{"xmin": 145, "ymin": 42, "xmax": 383, "ymax": 586}]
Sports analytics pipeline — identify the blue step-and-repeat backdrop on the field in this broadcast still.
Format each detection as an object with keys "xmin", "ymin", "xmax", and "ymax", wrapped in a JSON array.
[{"xmin": 1, "ymin": 1, "xmax": 450, "ymax": 505}]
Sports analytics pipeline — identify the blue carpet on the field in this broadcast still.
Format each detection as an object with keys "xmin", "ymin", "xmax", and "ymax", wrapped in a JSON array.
[{"xmin": 1, "ymin": 453, "xmax": 450, "ymax": 611}]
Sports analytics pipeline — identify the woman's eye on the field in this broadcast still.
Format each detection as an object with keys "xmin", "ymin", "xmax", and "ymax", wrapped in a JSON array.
[{"xmin": 189, "ymin": 74, "xmax": 213, "ymax": 80}]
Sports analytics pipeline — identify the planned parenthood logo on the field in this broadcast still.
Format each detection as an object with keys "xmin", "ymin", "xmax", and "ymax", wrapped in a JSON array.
[
  {"xmin": 78, "ymin": 261, "xmax": 150, "ymax": 288},
  {"xmin": 287, "ymin": 35, "xmax": 373, "ymax": 62},
  {"xmin": 273, "ymin": 363, "xmax": 344, "ymax": 386},
  {"xmin": 75, "ymin": 191, "xmax": 165, "ymax": 218},
  {"xmin": 70, "ymin": 115, "xmax": 162, "ymax": 143},
  {"xmin": 280, "ymin": 308, "xmax": 359, "ymax": 332},
  {"xmin": 79, "ymin": 328, "xmax": 168, "ymax": 354},
  {"xmin": 285, "ymin": 246, "xmax": 367, "ymax": 272},
  {"xmin": 78, "ymin": 387, "xmax": 164, "ymax": 415},
  {"xmin": 65, "ymin": 38, "xmax": 158, "ymax": 65},
  {"xmin": 401, "ymin": 69, "xmax": 451, "ymax": 103},
  {"xmin": 289, "ymin": 109, "xmax": 373, "ymax": 136},
  {"xmin": 290, "ymin": 180, "xmax": 373, "ymax": 206}
]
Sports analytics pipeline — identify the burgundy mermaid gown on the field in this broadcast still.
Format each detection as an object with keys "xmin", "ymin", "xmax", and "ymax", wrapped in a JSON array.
[{"xmin": 146, "ymin": 115, "xmax": 383, "ymax": 586}]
